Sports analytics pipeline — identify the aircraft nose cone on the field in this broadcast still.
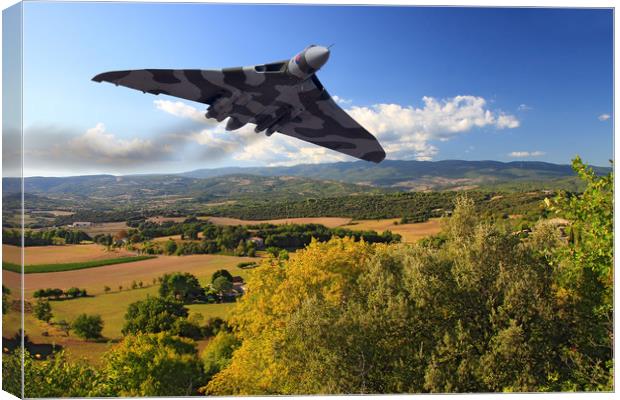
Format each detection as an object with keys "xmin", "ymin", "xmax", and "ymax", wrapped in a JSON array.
[{"xmin": 305, "ymin": 46, "xmax": 330, "ymax": 70}]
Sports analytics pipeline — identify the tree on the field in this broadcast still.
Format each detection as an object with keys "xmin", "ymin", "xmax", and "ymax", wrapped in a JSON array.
[
  {"xmin": 211, "ymin": 276, "xmax": 233, "ymax": 299},
  {"xmin": 66, "ymin": 287, "xmax": 81, "ymax": 298},
  {"xmin": 207, "ymin": 204, "xmax": 570, "ymax": 395},
  {"xmin": 3, "ymin": 350, "xmax": 100, "ymax": 398},
  {"xmin": 104, "ymin": 286, "xmax": 111, "ymax": 294},
  {"xmin": 211, "ymin": 269, "xmax": 233, "ymax": 284},
  {"xmin": 2, "ymin": 285, "xmax": 11, "ymax": 314},
  {"xmin": 234, "ymin": 240, "xmax": 247, "ymax": 256},
  {"xmin": 184, "ymin": 226, "xmax": 199, "ymax": 240},
  {"xmin": 72, "ymin": 314, "xmax": 103, "ymax": 340},
  {"xmin": 122, "ymin": 296, "xmax": 188, "ymax": 335},
  {"xmin": 159, "ymin": 272, "xmax": 204, "ymax": 303},
  {"xmin": 165, "ymin": 239, "xmax": 177, "ymax": 255},
  {"xmin": 34, "ymin": 299, "xmax": 53, "ymax": 323},
  {"xmin": 101, "ymin": 332, "xmax": 204, "ymax": 396},
  {"xmin": 546, "ymin": 157, "xmax": 613, "ymax": 390},
  {"xmin": 201, "ymin": 331, "xmax": 240, "ymax": 382}
]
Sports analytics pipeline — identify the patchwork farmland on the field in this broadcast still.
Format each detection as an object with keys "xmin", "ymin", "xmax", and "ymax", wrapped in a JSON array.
[{"xmin": 2, "ymin": 213, "xmax": 445, "ymax": 366}]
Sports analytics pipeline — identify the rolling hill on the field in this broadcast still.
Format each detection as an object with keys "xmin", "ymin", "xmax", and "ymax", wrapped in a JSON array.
[{"xmin": 4, "ymin": 160, "xmax": 610, "ymax": 199}]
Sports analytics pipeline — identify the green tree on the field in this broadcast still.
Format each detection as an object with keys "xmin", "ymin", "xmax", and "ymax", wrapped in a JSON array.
[
  {"xmin": 3, "ymin": 350, "xmax": 101, "ymax": 397},
  {"xmin": 101, "ymin": 332, "xmax": 204, "ymax": 396},
  {"xmin": 234, "ymin": 240, "xmax": 247, "ymax": 256},
  {"xmin": 211, "ymin": 269, "xmax": 233, "ymax": 283},
  {"xmin": 72, "ymin": 314, "xmax": 103, "ymax": 340},
  {"xmin": 211, "ymin": 276, "xmax": 233, "ymax": 299},
  {"xmin": 2, "ymin": 285, "xmax": 11, "ymax": 314},
  {"xmin": 183, "ymin": 226, "xmax": 199, "ymax": 240},
  {"xmin": 33, "ymin": 299, "xmax": 53, "ymax": 323},
  {"xmin": 65, "ymin": 287, "xmax": 81, "ymax": 298},
  {"xmin": 246, "ymin": 240, "xmax": 257, "ymax": 257},
  {"xmin": 122, "ymin": 296, "xmax": 188, "ymax": 335},
  {"xmin": 207, "ymin": 201, "xmax": 568, "ymax": 395},
  {"xmin": 201, "ymin": 331, "xmax": 240, "ymax": 382},
  {"xmin": 546, "ymin": 157, "xmax": 613, "ymax": 390},
  {"xmin": 159, "ymin": 272, "xmax": 204, "ymax": 303},
  {"xmin": 165, "ymin": 239, "xmax": 178, "ymax": 255}
]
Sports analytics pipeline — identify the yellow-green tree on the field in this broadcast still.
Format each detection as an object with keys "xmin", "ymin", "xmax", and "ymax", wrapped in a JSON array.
[
  {"xmin": 206, "ymin": 237, "xmax": 374, "ymax": 394},
  {"xmin": 100, "ymin": 332, "xmax": 204, "ymax": 396}
]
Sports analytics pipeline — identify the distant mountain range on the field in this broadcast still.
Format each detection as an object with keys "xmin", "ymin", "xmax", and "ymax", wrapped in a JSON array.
[
  {"xmin": 180, "ymin": 159, "xmax": 611, "ymax": 190},
  {"xmin": 3, "ymin": 160, "xmax": 610, "ymax": 200}
]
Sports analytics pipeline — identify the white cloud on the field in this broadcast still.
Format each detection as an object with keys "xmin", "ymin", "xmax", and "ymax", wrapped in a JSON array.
[
  {"xmin": 332, "ymin": 95, "xmax": 352, "ymax": 105},
  {"xmin": 151, "ymin": 96, "xmax": 520, "ymax": 165},
  {"xmin": 68, "ymin": 123, "xmax": 168, "ymax": 162},
  {"xmin": 518, "ymin": 104, "xmax": 532, "ymax": 111},
  {"xmin": 346, "ymin": 96, "xmax": 520, "ymax": 160},
  {"xmin": 598, "ymin": 113, "xmax": 611, "ymax": 121},
  {"xmin": 508, "ymin": 151, "xmax": 546, "ymax": 158},
  {"xmin": 154, "ymin": 99, "xmax": 215, "ymax": 125}
]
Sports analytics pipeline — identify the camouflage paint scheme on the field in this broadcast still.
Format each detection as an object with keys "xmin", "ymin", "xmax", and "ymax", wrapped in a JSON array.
[{"xmin": 92, "ymin": 45, "xmax": 386, "ymax": 163}]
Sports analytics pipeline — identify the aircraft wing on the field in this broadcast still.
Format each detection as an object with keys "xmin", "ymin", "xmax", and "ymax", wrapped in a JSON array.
[
  {"xmin": 273, "ymin": 75, "xmax": 385, "ymax": 163},
  {"xmin": 92, "ymin": 67, "xmax": 292, "ymax": 105},
  {"xmin": 93, "ymin": 67, "xmax": 385, "ymax": 163}
]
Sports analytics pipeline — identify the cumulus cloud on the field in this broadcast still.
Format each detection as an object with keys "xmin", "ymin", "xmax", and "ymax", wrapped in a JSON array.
[
  {"xmin": 67, "ymin": 123, "xmax": 169, "ymax": 162},
  {"xmin": 332, "ymin": 95, "xmax": 352, "ymax": 105},
  {"xmin": 154, "ymin": 99, "xmax": 215, "ymax": 125},
  {"xmin": 150, "ymin": 95, "xmax": 521, "ymax": 165},
  {"xmin": 598, "ymin": 113, "xmax": 611, "ymax": 121},
  {"xmin": 508, "ymin": 151, "xmax": 546, "ymax": 158},
  {"xmin": 346, "ymin": 96, "xmax": 520, "ymax": 160}
]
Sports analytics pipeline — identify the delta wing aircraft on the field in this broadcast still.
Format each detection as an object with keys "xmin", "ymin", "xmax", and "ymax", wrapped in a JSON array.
[{"xmin": 93, "ymin": 45, "xmax": 386, "ymax": 163}]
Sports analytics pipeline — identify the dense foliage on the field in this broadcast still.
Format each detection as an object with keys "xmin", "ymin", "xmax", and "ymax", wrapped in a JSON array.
[
  {"xmin": 122, "ymin": 296, "xmax": 189, "ymax": 335},
  {"xmin": 203, "ymin": 190, "xmax": 550, "ymax": 223},
  {"xmin": 34, "ymin": 287, "xmax": 87, "ymax": 300},
  {"xmin": 204, "ymin": 160, "xmax": 613, "ymax": 394},
  {"xmin": 158, "ymin": 272, "xmax": 205, "ymax": 303},
  {"xmin": 132, "ymin": 220, "xmax": 400, "ymax": 256},
  {"xmin": 3, "ymin": 228, "xmax": 91, "ymax": 246},
  {"xmin": 545, "ymin": 157, "xmax": 613, "ymax": 389},
  {"xmin": 100, "ymin": 333, "xmax": 204, "ymax": 396},
  {"xmin": 206, "ymin": 192, "xmax": 468, "ymax": 220},
  {"xmin": 2, "ymin": 334, "xmax": 204, "ymax": 397}
]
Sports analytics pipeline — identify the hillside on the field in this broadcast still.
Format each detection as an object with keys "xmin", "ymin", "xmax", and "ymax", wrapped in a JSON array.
[
  {"xmin": 5, "ymin": 160, "xmax": 610, "ymax": 199},
  {"xmin": 3, "ymin": 174, "xmax": 382, "ymax": 205},
  {"xmin": 181, "ymin": 159, "xmax": 611, "ymax": 190}
]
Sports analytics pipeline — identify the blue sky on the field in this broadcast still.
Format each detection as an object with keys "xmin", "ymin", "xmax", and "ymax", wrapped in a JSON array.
[{"xmin": 16, "ymin": 2, "xmax": 613, "ymax": 176}]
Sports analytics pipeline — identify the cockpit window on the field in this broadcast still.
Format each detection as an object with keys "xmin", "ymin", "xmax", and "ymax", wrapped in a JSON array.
[{"xmin": 254, "ymin": 62, "xmax": 286, "ymax": 73}]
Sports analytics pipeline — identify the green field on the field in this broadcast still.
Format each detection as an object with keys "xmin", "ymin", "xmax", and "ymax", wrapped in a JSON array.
[
  {"xmin": 2, "ymin": 255, "xmax": 156, "ymax": 274},
  {"xmin": 51, "ymin": 286, "xmax": 239, "ymax": 339}
]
